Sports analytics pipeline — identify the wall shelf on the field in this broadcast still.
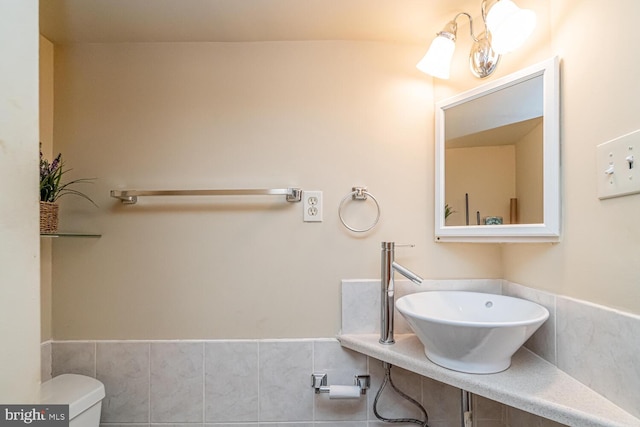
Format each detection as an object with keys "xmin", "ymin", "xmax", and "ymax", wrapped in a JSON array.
[{"xmin": 40, "ymin": 233, "xmax": 101, "ymax": 238}]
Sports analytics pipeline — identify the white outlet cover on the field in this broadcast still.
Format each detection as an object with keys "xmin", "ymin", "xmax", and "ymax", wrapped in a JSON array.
[{"xmin": 303, "ymin": 190, "xmax": 323, "ymax": 222}]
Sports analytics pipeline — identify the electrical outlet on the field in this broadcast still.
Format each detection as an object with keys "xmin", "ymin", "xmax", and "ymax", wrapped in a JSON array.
[{"xmin": 303, "ymin": 190, "xmax": 323, "ymax": 222}]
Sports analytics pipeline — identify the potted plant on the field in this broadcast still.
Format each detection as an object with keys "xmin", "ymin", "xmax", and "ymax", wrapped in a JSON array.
[{"xmin": 39, "ymin": 148, "xmax": 96, "ymax": 233}]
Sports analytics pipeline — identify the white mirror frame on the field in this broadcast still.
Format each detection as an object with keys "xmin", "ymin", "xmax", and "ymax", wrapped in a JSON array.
[{"xmin": 435, "ymin": 56, "xmax": 560, "ymax": 242}]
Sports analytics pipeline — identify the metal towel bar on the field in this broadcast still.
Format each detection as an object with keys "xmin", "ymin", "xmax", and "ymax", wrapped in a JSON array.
[{"xmin": 110, "ymin": 188, "xmax": 302, "ymax": 204}]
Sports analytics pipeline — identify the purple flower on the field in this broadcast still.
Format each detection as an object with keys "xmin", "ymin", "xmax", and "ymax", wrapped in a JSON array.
[{"xmin": 50, "ymin": 153, "xmax": 61, "ymax": 173}]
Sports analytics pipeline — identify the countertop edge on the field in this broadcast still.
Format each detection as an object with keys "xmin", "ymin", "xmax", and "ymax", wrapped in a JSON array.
[{"xmin": 338, "ymin": 333, "xmax": 640, "ymax": 427}]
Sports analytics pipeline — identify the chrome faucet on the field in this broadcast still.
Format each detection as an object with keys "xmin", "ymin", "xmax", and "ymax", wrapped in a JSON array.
[{"xmin": 380, "ymin": 242, "xmax": 423, "ymax": 345}]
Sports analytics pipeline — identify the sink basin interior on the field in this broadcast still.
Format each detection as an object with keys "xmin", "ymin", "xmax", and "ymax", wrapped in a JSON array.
[{"xmin": 396, "ymin": 291, "xmax": 549, "ymax": 374}]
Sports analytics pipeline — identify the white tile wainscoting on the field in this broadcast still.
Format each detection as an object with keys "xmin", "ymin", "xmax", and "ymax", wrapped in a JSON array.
[{"xmin": 41, "ymin": 337, "xmax": 561, "ymax": 427}]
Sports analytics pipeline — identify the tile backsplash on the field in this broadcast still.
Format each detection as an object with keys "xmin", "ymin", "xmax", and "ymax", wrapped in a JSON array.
[
  {"xmin": 555, "ymin": 297, "xmax": 640, "ymax": 420},
  {"xmin": 42, "ymin": 279, "xmax": 639, "ymax": 426}
]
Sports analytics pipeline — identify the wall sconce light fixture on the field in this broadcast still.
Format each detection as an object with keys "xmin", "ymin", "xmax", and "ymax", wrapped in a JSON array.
[{"xmin": 416, "ymin": 0, "xmax": 536, "ymax": 79}]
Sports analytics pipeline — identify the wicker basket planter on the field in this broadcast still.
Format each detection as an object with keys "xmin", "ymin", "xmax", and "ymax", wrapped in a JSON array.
[{"xmin": 39, "ymin": 201, "xmax": 59, "ymax": 234}]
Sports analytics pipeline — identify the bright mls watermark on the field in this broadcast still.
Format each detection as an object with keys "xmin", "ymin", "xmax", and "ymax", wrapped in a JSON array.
[{"xmin": 0, "ymin": 405, "xmax": 68, "ymax": 427}]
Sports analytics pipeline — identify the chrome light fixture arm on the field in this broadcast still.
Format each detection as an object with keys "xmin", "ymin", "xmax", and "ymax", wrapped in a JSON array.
[{"xmin": 449, "ymin": 12, "xmax": 482, "ymax": 43}]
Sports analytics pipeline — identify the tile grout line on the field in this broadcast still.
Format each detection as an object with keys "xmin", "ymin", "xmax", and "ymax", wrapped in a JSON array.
[
  {"xmin": 311, "ymin": 340, "xmax": 316, "ymax": 423},
  {"xmin": 553, "ymin": 296, "xmax": 559, "ymax": 367},
  {"xmin": 147, "ymin": 342, "xmax": 151, "ymax": 424},
  {"xmin": 201, "ymin": 342, "xmax": 205, "ymax": 424},
  {"xmin": 366, "ymin": 355, "xmax": 371, "ymax": 423},
  {"xmin": 256, "ymin": 340, "xmax": 261, "ymax": 423}
]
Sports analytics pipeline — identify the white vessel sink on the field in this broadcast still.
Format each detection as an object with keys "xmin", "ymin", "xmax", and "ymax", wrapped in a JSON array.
[{"xmin": 396, "ymin": 291, "xmax": 549, "ymax": 374}]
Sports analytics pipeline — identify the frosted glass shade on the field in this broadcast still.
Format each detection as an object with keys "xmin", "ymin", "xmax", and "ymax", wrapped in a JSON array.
[
  {"xmin": 486, "ymin": 0, "xmax": 536, "ymax": 54},
  {"xmin": 416, "ymin": 35, "xmax": 456, "ymax": 79}
]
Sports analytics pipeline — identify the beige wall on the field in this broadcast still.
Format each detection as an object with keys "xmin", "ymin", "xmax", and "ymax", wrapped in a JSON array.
[
  {"xmin": 515, "ymin": 122, "xmax": 543, "ymax": 224},
  {"xmin": 445, "ymin": 145, "xmax": 516, "ymax": 226},
  {"xmin": 52, "ymin": 41, "xmax": 502, "ymax": 340},
  {"xmin": 50, "ymin": 0, "xmax": 640, "ymax": 342},
  {"xmin": 0, "ymin": 0, "xmax": 41, "ymax": 401},
  {"xmin": 40, "ymin": 35, "xmax": 54, "ymax": 342},
  {"xmin": 502, "ymin": 0, "xmax": 640, "ymax": 315}
]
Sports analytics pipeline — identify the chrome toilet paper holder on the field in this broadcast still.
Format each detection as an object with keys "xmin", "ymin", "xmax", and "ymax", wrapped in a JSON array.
[{"xmin": 311, "ymin": 373, "xmax": 371, "ymax": 395}]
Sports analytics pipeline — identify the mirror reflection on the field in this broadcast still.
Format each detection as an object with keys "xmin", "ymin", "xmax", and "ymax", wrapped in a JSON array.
[{"xmin": 444, "ymin": 74, "xmax": 544, "ymax": 226}]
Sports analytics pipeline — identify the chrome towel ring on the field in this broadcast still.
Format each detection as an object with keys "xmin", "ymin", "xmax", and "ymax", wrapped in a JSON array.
[{"xmin": 338, "ymin": 187, "xmax": 381, "ymax": 233}]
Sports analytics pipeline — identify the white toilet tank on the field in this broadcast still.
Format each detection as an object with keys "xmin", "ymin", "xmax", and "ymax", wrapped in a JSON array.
[{"xmin": 40, "ymin": 374, "xmax": 105, "ymax": 427}]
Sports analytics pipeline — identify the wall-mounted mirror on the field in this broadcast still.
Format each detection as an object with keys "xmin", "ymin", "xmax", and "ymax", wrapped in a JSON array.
[{"xmin": 435, "ymin": 57, "xmax": 560, "ymax": 242}]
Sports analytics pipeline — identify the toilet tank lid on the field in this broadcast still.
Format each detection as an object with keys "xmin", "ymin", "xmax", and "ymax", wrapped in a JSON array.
[{"xmin": 40, "ymin": 374, "xmax": 105, "ymax": 419}]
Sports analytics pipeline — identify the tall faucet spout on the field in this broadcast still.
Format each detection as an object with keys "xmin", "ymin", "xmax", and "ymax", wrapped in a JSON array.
[
  {"xmin": 391, "ymin": 261, "xmax": 423, "ymax": 285},
  {"xmin": 380, "ymin": 242, "xmax": 423, "ymax": 345}
]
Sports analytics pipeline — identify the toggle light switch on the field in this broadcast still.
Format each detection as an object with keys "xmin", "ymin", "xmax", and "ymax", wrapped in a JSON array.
[
  {"xmin": 626, "ymin": 155, "xmax": 634, "ymax": 169},
  {"xmin": 597, "ymin": 130, "xmax": 640, "ymax": 199}
]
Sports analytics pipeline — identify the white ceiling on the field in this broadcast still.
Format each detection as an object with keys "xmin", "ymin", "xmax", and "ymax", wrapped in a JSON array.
[
  {"xmin": 446, "ymin": 117, "xmax": 543, "ymax": 149},
  {"xmin": 39, "ymin": 0, "xmax": 474, "ymax": 44}
]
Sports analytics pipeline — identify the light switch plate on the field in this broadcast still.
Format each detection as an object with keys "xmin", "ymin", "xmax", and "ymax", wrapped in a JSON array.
[{"xmin": 597, "ymin": 130, "xmax": 640, "ymax": 199}]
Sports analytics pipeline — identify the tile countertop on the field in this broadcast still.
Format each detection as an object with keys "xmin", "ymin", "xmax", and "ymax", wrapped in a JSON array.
[{"xmin": 338, "ymin": 333, "xmax": 640, "ymax": 427}]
